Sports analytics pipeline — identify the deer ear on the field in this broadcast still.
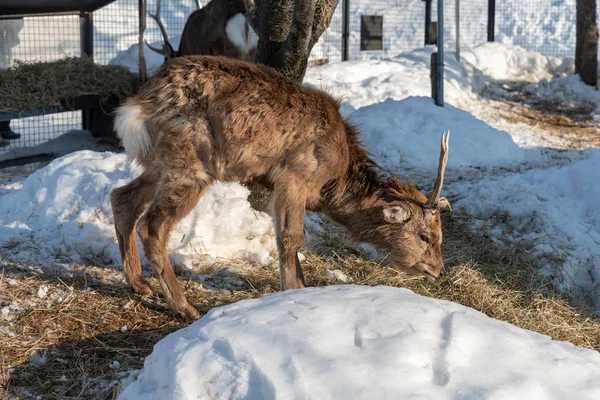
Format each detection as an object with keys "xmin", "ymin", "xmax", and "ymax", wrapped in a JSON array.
[
  {"xmin": 383, "ymin": 206, "xmax": 410, "ymax": 224},
  {"xmin": 438, "ymin": 197, "xmax": 452, "ymax": 212}
]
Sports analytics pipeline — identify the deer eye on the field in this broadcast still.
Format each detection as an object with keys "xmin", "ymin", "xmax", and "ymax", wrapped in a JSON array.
[{"xmin": 420, "ymin": 234, "xmax": 430, "ymax": 244}]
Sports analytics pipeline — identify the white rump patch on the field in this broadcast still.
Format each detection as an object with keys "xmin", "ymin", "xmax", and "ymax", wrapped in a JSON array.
[
  {"xmin": 225, "ymin": 13, "xmax": 258, "ymax": 54},
  {"xmin": 114, "ymin": 103, "xmax": 151, "ymax": 158}
]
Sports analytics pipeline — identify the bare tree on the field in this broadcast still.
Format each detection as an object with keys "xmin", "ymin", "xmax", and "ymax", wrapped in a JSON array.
[
  {"xmin": 576, "ymin": 0, "xmax": 598, "ymax": 86},
  {"xmin": 244, "ymin": 0, "xmax": 340, "ymax": 82}
]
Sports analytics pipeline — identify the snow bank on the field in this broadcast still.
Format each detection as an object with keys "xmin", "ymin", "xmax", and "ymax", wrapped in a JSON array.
[
  {"xmin": 305, "ymin": 47, "xmax": 483, "ymax": 110},
  {"xmin": 118, "ymin": 285, "xmax": 600, "ymax": 400},
  {"xmin": 0, "ymin": 151, "xmax": 276, "ymax": 267},
  {"xmin": 350, "ymin": 97, "xmax": 525, "ymax": 169},
  {"xmin": 524, "ymin": 75, "xmax": 600, "ymax": 113},
  {"xmin": 454, "ymin": 150, "xmax": 600, "ymax": 306},
  {"xmin": 109, "ymin": 36, "xmax": 182, "ymax": 74},
  {"xmin": 460, "ymin": 43, "xmax": 573, "ymax": 82}
]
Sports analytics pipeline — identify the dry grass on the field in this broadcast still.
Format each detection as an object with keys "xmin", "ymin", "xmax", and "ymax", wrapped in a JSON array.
[
  {"xmin": 0, "ymin": 57, "xmax": 139, "ymax": 114},
  {"xmin": 1, "ymin": 214, "xmax": 599, "ymax": 399}
]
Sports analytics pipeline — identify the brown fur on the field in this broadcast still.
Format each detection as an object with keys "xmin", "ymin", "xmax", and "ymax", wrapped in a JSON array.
[{"xmin": 111, "ymin": 56, "xmax": 449, "ymax": 320}]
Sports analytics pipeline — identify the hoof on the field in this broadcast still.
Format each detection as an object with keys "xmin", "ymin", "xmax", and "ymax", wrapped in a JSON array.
[
  {"xmin": 131, "ymin": 279, "xmax": 153, "ymax": 296},
  {"xmin": 177, "ymin": 303, "xmax": 200, "ymax": 321}
]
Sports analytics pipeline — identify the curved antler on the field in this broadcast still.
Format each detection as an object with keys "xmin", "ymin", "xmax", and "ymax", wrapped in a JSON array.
[
  {"xmin": 146, "ymin": 0, "xmax": 176, "ymax": 59},
  {"xmin": 426, "ymin": 130, "xmax": 450, "ymax": 208}
]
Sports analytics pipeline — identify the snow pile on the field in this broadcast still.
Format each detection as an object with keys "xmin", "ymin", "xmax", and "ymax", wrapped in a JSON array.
[
  {"xmin": 109, "ymin": 36, "xmax": 182, "ymax": 74},
  {"xmin": 454, "ymin": 150, "xmax": 600, "ymax": 305},
  {"xmin": 305, "ymin": 47, "xmax": 483, "ymax": 110},
  {"xmin": 524, "ymin": 75, "xmax": 600, "ymax": 113},
  {"xmin": 118, "ymin": 285, "xmax": 600, "ymax": 400},
  {"xmin": 0, "ymin": 151, "xmax": 276, "ymax": 267},
  {"xmin": 349, "ymin": 97, "xmax": 525, "ymax": 169},
  {"xmin": 460, "ymin": 43, "xmax": 573, "ymax": 82}
]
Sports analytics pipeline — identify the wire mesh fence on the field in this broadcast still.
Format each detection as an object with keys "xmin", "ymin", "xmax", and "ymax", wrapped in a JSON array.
[
  {"xmin": 1, "ymin": 15, "xmax": 82, "ymax": 161},
  {"xmin": 495, "ymin": 0, "xmax": 577, "ymax": 58}
]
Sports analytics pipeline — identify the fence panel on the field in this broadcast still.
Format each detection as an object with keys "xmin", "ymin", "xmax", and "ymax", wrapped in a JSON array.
[{"xmin": 495, "ymin": 0, "xmax": 577, "ymax": 58}]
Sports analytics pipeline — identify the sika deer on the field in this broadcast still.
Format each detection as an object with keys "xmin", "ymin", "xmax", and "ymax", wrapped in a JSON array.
[{"xmin": 110, "ymin": 56, "xmax": 451, "ymax": 320}]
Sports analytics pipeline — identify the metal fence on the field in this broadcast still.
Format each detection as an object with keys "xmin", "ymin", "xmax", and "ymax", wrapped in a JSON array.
[{"xmin": 0, "ymin": 0, "xmax": 590, "ymax": 166}]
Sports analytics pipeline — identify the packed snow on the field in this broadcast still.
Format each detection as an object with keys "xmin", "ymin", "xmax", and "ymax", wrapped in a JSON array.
[
  {"xmin": 0, "ymin": 151, "xmax": 276, "ymax": 268},
  {"xmin": 348, "ymin": 96, "xmax": 525, "ymax": 169},
  {"xmin": 118, "ymin": 285, "xmax": 600, "ymax": 400}
]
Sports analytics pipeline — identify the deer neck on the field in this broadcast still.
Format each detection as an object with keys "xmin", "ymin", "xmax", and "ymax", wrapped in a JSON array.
[{"xmin": 320, "ymin": 157, "xmax": 387, "ymax": 242}]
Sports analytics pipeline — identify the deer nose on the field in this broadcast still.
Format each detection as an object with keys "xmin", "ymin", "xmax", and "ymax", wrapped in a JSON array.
[{"xmin": 439, "ymin": 268, "xmax": 446, "ymax": 277}]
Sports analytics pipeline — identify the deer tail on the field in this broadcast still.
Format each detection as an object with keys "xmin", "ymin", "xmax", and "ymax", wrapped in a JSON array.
[{"xmin": 114, "ymin": 102, "xmax": 152, "ymax": 160}]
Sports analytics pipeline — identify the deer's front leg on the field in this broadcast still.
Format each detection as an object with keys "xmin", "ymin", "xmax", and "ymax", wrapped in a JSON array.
[{"xmin": 273, "ymin": 182, "xmax": 307, "ymax": 291}]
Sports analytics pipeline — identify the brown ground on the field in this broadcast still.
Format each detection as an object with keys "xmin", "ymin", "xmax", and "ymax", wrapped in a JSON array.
[{"xmin": 481, "ymin": 80, "xmax": 600, "ymax": 148}]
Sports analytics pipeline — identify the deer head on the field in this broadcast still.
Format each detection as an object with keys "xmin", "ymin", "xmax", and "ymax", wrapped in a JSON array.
[{"xmin": 374, "ymin": 131, "xmax": 451, "ymax": 281}]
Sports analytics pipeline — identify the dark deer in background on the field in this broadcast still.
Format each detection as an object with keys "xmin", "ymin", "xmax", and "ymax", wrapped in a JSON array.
[
  {"xmin": 111, "ymin": 56, "xmax": 451, "ymax": 320},
  {"xmin": 145, "ymin": 0, "xmax": 257, "ymax": 63}
]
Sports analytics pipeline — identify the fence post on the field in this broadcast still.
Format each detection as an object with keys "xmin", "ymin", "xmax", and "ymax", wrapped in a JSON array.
[
  {"xmin": 80, "ymin": 12, "xmax": 93, "ymax": 131},
  {"xmin": 487, "ymin": 0, "xmax": 495, "ymax": 42},
  {"xmin": 80, "ymin": 12, "xmax": 93, "ymax": 60},
  {"xmin": 138, "ymin": 0, "xmax": 147, "ymax": 82},
  {"xmin": 424, "ymin": 0, "xmax": 432, "ymax": 45},
  {"xmin": 455, "ymin": 0, "xmax": 460, "ymax": 61},
  {"xmin": 436, "ymin": 0, "xmax": 444, "ymax": 106},
  {"xmin": 342, "ymin": 0, "xmax": 350, "ymax": 61}
]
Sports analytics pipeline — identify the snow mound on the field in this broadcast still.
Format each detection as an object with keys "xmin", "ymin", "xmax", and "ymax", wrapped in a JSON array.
[
  {"xmin": 0, "ymin": 151, "xmax": 276, "ymax": 267},
  {"xmin": 350, "ymin": 96, "xmax": 525, "ymax": 169},
  {"xmin": 109, "ymin": 36, "xmax": 182, "ymax": 74},
  {"xmin": 461, "ymin": 43, "xmax": 573, "ymax": 82},
  {"xmin": 454, "ymin": 150, "xmax": 600, "ymax": 306},
  {"xmin": 304, "ymin": 47, "xmax": 483, "ymax": 111},
  {"xmin": 524, "ymin": 75, "xmax": 600, "ymax": 113},
  {"xmin": 118, "ymin": 285, "xmax": 600, "ymax": 400}
]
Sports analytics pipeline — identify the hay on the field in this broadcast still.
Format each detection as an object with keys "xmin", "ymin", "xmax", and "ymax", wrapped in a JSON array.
[{"xmin": 0, "ymin": 57, "xmax": 139, "ymax": 114}]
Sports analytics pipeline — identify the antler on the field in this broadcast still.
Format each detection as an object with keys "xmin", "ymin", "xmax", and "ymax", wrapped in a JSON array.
[
  {"xmin": 145, "ymin": 0, "xmax": 175, "ymax": 59},
  {"xmin": 426, "ymin": 130, "xmax": 450, "ymax": 209}
]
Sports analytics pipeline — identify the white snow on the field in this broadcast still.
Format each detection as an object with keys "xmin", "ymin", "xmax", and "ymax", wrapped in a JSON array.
[
  {"xmin": 523, "ymin": 75, "xmax": 600, "ymax": 114},
  {"xmin": 349, "ymin": 96, "xmax": 525, "ymax": 169},
  {"xmin": 118, "ymin": 285, "xmax": 600, "ymax": 400},
  {"xmin": 323, "ymin": 269, "xmax": 349, "ymax": 283},
  {"xmin": 36, "ymin": 285, "xmax": 49, "ymax": 299},
  {"xmin": 108, "ymin": 36, "xmax": 182, "ymax": 74},
  {"xmin": 28, "ymin": 350, "xmax": 47, "ymax": 367},
  {"xmin": 454, "ymin": 149, "xmax": 600, "ymax": 306},
  {"xmin": 0, "ymin": 151, "xmax": 276, "ymax": 267},
  {"xmin": 460, "ymin": 43, "xmax": 573, "ymax": 82}
]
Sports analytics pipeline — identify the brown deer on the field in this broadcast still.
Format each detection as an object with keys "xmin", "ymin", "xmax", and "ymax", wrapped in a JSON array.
[
  {"xmin": 146, "ymin": 0, "xmax": 257, "ymax": 62},
  {"xmin": 111, "ymin": 56, "xmax": 451, "ymax": 320}
]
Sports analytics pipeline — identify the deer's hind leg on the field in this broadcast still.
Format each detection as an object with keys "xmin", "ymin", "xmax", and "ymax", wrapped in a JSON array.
[
  {"xmin": 136, "ymin": 168, "xmax": 211, "ymax": 320},
  {"xmin": 110, "ymin": 171, "xmax": 157, "ymax": 296}
]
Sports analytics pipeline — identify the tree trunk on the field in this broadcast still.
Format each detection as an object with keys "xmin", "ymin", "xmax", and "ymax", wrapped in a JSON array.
[
  {"xmin": 244, "ymin": 0, "xmax": 340, "ymax": 83},
  {"xmin": 576, "ymin": 0, "xmax": 598, "ymax": 86},
  {"xmin": 243, "ymin": 0, "xmax": 340, "ymax": 212}
]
